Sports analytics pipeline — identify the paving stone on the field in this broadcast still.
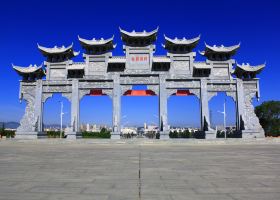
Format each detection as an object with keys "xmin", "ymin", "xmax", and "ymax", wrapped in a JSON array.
[{"xmin": 0, "ymin": 140, "xmax": 280, "ymax": 199}]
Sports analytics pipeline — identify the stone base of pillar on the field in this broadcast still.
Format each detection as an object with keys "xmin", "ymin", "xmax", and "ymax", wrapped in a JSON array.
[
  {"xmin": 66, "ymin": 132, "xmax": 82, "ymax": 139},
  {"xmin": 15, "ymin": 132, "xmax": 47, "ymax": 139},
  {"xmin": 160, "ymin": 131, "xmax": 170, "ymax": 139},
  {"xmin": 111, "ymin": 132, "xmax": 120, "ymax": 139},
  {"xmin": 242, "ymin": 130, "xmax": 265, "ymax": 139},
  {"xmin": 205, "ymin": 131, "xmax": 217, "ymax": 139}
]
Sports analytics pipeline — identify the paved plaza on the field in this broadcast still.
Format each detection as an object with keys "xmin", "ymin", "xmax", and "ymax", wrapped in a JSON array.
[{"xmin": 0, "ymin": 139, "xmax": 280, "ymax": 200}]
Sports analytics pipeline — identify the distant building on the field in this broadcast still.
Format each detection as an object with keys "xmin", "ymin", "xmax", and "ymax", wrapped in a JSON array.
[{"xmin": 121, "ymin": 127, "xmax": 137, "ymax": 135}]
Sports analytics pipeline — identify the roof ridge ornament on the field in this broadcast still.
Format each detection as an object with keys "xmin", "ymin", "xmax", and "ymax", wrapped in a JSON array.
[{"xmin": 78, "ymin": 35, "xmax": 114, "ymax": 43}]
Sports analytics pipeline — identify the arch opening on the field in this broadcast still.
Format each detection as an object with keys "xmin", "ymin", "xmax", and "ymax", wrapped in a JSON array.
[
  {"xmin": 168, "ymin": 90, "xmax": 200, "ymax": 138},
  {"xmin": 43, "ymin": 93, "xmax": 71, "ymax": 137},
  {"xmin": 121, "ymin": 85, "xmax": 159, "ymax": 139},
  {"xmin": 79, "ymin": 92, "xmax": 112, "ymax": 138},
  {"xmin": 209, "ymin": 92, "xmax": 239, "ymax": 138}
]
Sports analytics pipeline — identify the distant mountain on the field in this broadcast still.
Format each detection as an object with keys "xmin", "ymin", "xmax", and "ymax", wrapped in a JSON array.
[{"xmin": 0, "ymin": 122, "xmax": 20, "ymax": 129}]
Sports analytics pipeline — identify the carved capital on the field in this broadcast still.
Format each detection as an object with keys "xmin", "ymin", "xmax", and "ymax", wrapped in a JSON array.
[
  {"xmin": 189, "ymin": 89, "xmax": 200, "ymax": 99},
  {"xmin": 226, "ymin": 91, "xmax": 236, "ymax": 102},
  {"xmin": 121, "ymin": 85, "xmax": 132, "ymax": 95},
  {"xmin": 102, "ymin": 90, "xmax": 113, "ymax": 98},
  {"xmin": 42, "ymin": 93, "xmax": 53, "ymax": 103},
  {"xmin": 147, "ymin": 85, "xmax": 159, "ymax": 96},
  {"xmin": 62, "ymin": 93, "xmax": 72, "ymax": 102},
  {"xmin": 207, "ymin": 92, "xmax": 217, "ymax": 101},
  {"xmin": 79, "ymin": 90, "xmax": 91, "ymax": 100},
  {"xmin": 166, "ymin": 89, "xmax": 177, "ymax": 98}
]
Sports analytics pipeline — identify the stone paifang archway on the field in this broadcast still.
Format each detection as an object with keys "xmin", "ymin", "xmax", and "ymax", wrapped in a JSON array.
[{"xmin": 13, "ymin": 27, "xmax": 265, "ymax": 139}]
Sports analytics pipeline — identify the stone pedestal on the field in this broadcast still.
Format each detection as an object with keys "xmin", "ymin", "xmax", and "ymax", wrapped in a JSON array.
[
  {"xmin": 205, "ymin": 131, "xmax": 217, "ymax": 139},
  {"xmin": 15, "ymin": 132, "xmax": 47, "ymax": 139},
  {"xmin": 66, "ymin": 132, "xmax": 82, "ymax": 139},
  {"xmin": 242, "ymin": 130, "xmax": 265, "ymax": 139},
  {"xmin": 160, "ymin": 131, "xmax": 170, "ymax": 139},
  {"xmin": 111, "ymin": 132, "xmax": 121, "ymax": 139}
]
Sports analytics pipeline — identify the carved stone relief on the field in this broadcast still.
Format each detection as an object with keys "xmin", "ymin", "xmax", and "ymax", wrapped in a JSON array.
[
  {"xmin": 17, "ymin": 89, "xmax": 37, "ymax": 132},
  {"xmin": 243, "ymin": 89, "xmax": 264, "ymax": 132}
]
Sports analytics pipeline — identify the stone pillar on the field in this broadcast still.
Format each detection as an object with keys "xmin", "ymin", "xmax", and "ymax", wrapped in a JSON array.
[
  {"xmin": 34, "ymin": 80, "xmax": 44, "ymax": 135},
  {"xmin": 112, "ymin": 74, "xmax": 121, "ymax": 139},
  {"xmin": 159, "ymin": 75, "xmax": 169, "ymax": 139},
  {"xmin": 68, "ymin": 79, "xmax": 81, "ymax": 139},
  {"xmin": 200, "ymin": 79, "xmax": 216, "ymax": 139},
  {"xmin": 236, "ymin": 79, "xmax": 244, "ymax": 131}
]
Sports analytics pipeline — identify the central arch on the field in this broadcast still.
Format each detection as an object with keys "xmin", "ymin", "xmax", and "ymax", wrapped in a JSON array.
[{"xmin": 121, "ymin": 85, "xmax": 159, "ymax": 138}]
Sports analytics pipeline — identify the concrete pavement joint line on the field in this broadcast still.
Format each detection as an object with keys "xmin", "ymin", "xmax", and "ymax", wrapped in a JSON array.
[
  {"xmin": 138, "ymin": 145, "xmax": 142, "ymax": 200},
  {"xmin": 1, "ymin": 143, "xmax": 280, "ymax": 199}
]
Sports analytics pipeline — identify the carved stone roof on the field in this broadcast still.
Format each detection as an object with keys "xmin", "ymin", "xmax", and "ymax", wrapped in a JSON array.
[
  {"xmin": 199, "ymin": 43, "xmax": 240, "ymax": 60},
  {"xmin": 37, "ymin": 43, "xmax": 79, "ymax": 58},
  {"xmin": 233, "ymin": 62, "xmax": 265, "ymax": 74},
  {"xmin": 108, "ymin": 56, "xmax": 126, "ymax": 63},
  {"xmin": 12, "ymin": 63, "xmax": 44, "ymax": 74},
  {"xmin": 119, "ymin": 27, "xmax": 159, "ymax": 37},
  {"xmin": 119, "ymin": 27, "xmax": 158, "ymax": 46},
  {"xmin": 153, "ymin": 56, "xmax": 171, "ymax": 63},
  {"xmin": 78, "ymin": 35, "xmax": 116, "ymax": 51},
  {"xmin": 162, "ymin": 35, "xmax": 200, "ymax": 53}
]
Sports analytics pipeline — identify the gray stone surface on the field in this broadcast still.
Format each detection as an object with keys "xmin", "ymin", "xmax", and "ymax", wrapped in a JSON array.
[{"xmin": 0, "ymin": 140, "xmax": 280, "ymax": 200}]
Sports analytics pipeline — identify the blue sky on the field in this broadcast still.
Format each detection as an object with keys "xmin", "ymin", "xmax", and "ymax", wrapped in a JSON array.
[{"xmin": 0, "ymin": 0, "xmax": 279, "ymax": 127}]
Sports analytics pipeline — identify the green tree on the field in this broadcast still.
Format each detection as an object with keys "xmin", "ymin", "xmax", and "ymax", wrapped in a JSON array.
[
  {"xmin": 0, "ymin": 123, "xmax": 5, "ymax": 137},
  {"xmin": 255, "ymin": 101, "xmax": 280, "ymax": 137}
]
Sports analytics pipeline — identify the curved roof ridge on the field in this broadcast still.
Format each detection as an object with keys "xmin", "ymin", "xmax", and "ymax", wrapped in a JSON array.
[
  {"xmin": 12, "ymin": 63, "xmax": 44, "ymax": 73},
  {"xmin": 37, "ymin": 43, "xmax": 74, "ymax": 53},
  {"xmin": 78, "ymin": 35, "xmax": 115, "ymax": 45},
  {"xmin": 119, "ymin": 26, "xmax": 159, "ymax": 37},
  {"xmin": 204, "ymin": 42, "xmax": 240, "ymax": 52},
  {"xmin": 164, "ymin": 34, "xmax": 200, "ymax": 45},
  {"xmin": 236, "ymin": 62, "xmax": 266, "ymax": 71}
]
